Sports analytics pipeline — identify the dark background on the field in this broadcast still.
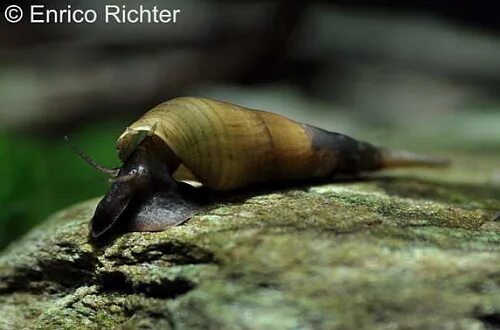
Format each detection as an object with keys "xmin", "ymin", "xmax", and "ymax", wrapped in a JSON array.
[{"xmin": 1, "ymin": 0, "xmax": 499, "ymax": 248}]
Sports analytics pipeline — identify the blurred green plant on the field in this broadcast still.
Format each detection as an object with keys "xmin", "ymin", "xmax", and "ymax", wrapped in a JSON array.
[{"xmin": 0, "ymin": 122, "xmax": 124, "ymax": 249}]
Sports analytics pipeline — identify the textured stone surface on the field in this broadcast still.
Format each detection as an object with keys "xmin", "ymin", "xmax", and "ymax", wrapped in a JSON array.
[{"xmin": 1, "ymin": 158, "xmax": 500, "ymax": 329}]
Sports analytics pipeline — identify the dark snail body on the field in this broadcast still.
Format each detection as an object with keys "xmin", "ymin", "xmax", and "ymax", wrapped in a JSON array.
[
  {"xmin": 89, "ymin": 97, "xmax": 448, "ymax": 239},
  {"xmin": 90, "ymin": 136, "xmax": 200, "ymax": 238}
]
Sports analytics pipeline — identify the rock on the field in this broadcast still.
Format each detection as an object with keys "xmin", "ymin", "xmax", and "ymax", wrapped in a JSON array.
[{"xmin": 1, "ymin": 171, "xmax": 500, "ymax": 329}]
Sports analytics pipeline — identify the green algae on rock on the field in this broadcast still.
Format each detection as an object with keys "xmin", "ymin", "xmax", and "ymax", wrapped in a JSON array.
[{"xmin": 1, "ymin": 170, "xmax": 500, "ymax": 329}]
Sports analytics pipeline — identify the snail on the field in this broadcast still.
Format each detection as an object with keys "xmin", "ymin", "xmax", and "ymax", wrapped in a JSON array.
[{"xmin": 68, "ymin": 97, "xmax": 448, "ymax": 239}]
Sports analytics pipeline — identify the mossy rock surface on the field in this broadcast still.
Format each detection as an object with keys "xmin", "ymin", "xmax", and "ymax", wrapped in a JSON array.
[{"xmin": 1, "ymin": 157, "xmax": 500, "ymax": 329}]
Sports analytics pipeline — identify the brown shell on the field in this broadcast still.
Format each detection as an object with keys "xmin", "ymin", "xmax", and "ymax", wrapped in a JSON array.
[{"xmin": 116, "ymin": 97, "xmax": 334, "ymax": 190}]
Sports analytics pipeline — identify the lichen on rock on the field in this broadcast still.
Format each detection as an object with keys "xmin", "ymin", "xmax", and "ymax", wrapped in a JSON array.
[{"xmin": 1, "ymin": 163, "xmax": 500, "ymax": 329}]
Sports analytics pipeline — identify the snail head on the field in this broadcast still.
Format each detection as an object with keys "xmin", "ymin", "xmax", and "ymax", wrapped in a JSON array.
[
  {"xmin": 64, "ymin": 136, "xmax": 151, "ymax": 238},
  {"xmin": 110, "ymin": 150, "xmax": 154, "ymax": 190},
  {"xmin": 65, "ymin": 136, "xmax": 189, "ymax": 240}
]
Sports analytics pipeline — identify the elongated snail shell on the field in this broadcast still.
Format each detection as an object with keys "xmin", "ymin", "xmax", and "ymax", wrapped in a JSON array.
[{"xmin": 116, "ymin": 97, "xmax": 446, "ymax": 191}]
